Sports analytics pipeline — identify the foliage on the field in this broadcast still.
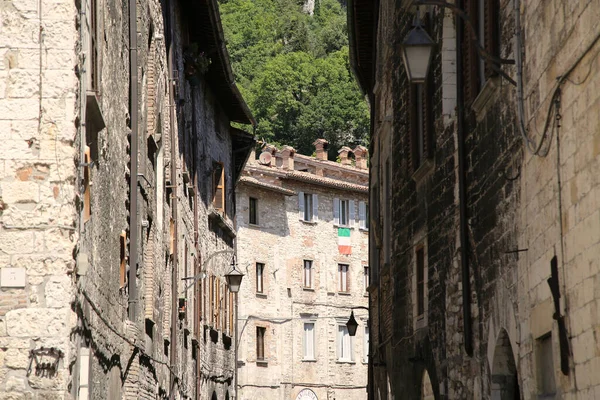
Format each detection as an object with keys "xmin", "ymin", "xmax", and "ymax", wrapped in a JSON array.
[{"xmin": 219, "ymin": 0, "xmax": 369, "ymax": 158}]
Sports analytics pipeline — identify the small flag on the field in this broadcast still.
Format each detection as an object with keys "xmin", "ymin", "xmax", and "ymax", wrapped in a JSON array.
[{"xmin": 338, "ymin": 228, "xmax": 351, "ymax": 255}]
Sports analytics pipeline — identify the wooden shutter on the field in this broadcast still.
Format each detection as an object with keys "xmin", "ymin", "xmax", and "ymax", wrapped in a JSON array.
[
  {"xmin": 349, "ymin": 200, "xmax": 355, "ymax": 228},
  {"xmin": 484, "ymin": 0, "xmax": 500, "ymax": 79},
  {"xmin": 119, "ymin": 231, "xmax": 127, "ymax": 288},
  {"xmin": 84, "ymin": 146, "xmax": 91, "ymax": 222},
  {"xmin": 359, "ymin": 201, "xmax": 366, "ymax": 229},
  {"xmin": 463, "ymin": 0, "xmax": 480, "ymax": 104},
  {"xmin": 312, "ymin": 194, "xmax": 318, "ymax": 221},
  {"xmin": 229, "ymin": 292, "xmax": 234, "ymax": 334},
  {"xmin": 333, "ymin": 198, "xmax": 340, "ymax": 225},
  {"xmin": 424, "ymin": 74, "xmax": 434, "ymax": 160},
  {"xmin": 213, "ymin": 163, "xmax": 225, "ymax": 212},
  {"xmin": 298, "ymin": 191, "xmax": 305, "ymax": 220},
  {"xmin": 408, "ymin": 84, "xmax": 417, "ymax": 173}
]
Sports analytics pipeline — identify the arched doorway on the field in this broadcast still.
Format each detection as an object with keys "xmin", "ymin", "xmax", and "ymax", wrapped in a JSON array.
[
  {"xmin": 491, "ymin": 329, "xmax": 520, "ymax": 400},
  {"xmin": 421, "ymin": 369, "xmax": 434, "ymax": 400}
]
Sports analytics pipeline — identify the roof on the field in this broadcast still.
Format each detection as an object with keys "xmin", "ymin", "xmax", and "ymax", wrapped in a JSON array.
[
  {"xmin": 347, "ymin": 0, "xmax": 378, "ymax": 94},
  {"xmin": 282, "ymin": 171, "xmax": 368, "ymax": 194},
  {"xmin": 294, "ymin": 154, "xmax": 369, "ymax": 177},
  {"xmin": 238, "ymin": 176, "xmax": 296, "ymax": 196},
  {"xmin": 184, "ymin": 0, "xmax": 255, "ymax": 125},
  {"xmin": 231, "ymin": 128, "xmax": 256, "ymax": 183}
]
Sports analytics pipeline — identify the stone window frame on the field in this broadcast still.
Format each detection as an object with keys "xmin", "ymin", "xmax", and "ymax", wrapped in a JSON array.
[
  {"xmin": 338, "ymin": 263, "xmax": 350, "ymax": 293},
  {"xmin": 303, "ymin": 259, "xmax": 313, "ymax": 289},
  {"xmin": 298, "ymin": 192, "xmax": 318, "ymax": 223},
  {"xmin": 535, "ymin": 332, "xmax": 557, "ymax": 397},
  {"xmin": 412, "ymin": 232, "xmax": 429, "ymax": 331},
  {"xmin": 255, "ymin": 262, "xmax": 265, "ymax": 295},
  {"xmin": 301, "ymin": 315, "xmax": 318, "ymax": 362},
  {"xmin": 336, "ymin": 318, "xmax": 355, "ymax": 363},
  {"xmin": 256, "ymin": 325, "xmax": 267, "ymax": 364},
  {"xmin": 249, "ymin": 196, "xmax": 259, "ymax": 225}
]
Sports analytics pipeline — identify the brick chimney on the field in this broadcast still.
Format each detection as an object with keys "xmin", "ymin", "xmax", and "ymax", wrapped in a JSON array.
[
  {"xmin": 280, "ymin": 146, "xmax": 295, "ymax": 170},
  {"xmin": 313, "ymin": 139, "xmax": 329, "ymax": 161},
  {"xmin": 338, "ymin": 146, "xmax": 352, "ymax": 166},
  {"xmin": 353, "ymin": 145, "xmax": 368, "ymax": 170}
]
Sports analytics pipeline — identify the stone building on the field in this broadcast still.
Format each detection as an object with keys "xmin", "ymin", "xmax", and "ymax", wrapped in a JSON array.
[
  {"xmin": 235, "ymin": 140, "xmax": 369, "ymax": 400},
  {"xmin": 0, "ymin": 0, "xmax": 253, "ymax": 398},
  {"xmin": 349, "ymin": 0, "xmax": 600, "ymax": 399}
]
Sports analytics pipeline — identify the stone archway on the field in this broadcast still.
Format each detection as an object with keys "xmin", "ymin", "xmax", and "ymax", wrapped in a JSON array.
[
  {"xmin": 491, "ymin": 329, "xmax": 520, "ymax": 400},
  {"xmin": 421, "ymin": 369, "xmax": 434, "ymax": 400}
]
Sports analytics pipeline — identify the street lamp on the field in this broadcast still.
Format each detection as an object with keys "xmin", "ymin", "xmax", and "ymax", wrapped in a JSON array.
[
  {"xmin": 346, "ymin": 306, "xmax": 369, "ymax": 337},
  {"xmin": 225, "ymin": 256, "xmax": 244, "ymax": 293},
  {"xmin": 400, "ymin": 17, "xmax": 435, "ymax": 83}
]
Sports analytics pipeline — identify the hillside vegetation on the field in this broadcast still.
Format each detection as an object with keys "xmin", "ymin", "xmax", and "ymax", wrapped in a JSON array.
[{"xmin": 219, "ymin": 0, "xmax": 369, "ymax": 158}]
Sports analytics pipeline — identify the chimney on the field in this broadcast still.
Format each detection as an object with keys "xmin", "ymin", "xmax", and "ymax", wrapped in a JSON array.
[
  {"xmin": 313, "ymin": 139, "xmax": 329, "ymax": 161},
  {"xmin": 353, "ymin": 145, "xmax": 368, "ymax": 170},
  {"xmin": 338, "ymin": 146, "xmax": 352, "ymax": 166},
  {"xmin": 280, "ymin": 146, "xmax": 295, "ymax": 170}
]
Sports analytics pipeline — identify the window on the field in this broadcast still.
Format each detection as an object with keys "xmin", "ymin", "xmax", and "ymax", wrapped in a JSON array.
[
  {"xmin": 409, "ymin": 81, "xmax": 433, "ymax": 173},
  {"xmin": 119, "ymin": 231, "xmax": 127, "ymax": 288},
  {"xmin": 303, "ymin": 260, "xmax": 313, "ymax": 288},
  {"xmin": 338, "ymin": 264, "xmax": 349, "ymax": 292},
  {"xmin": 87, "ymin": 0, "xmax": 99, "ymax": 92},
  {"xmin": 359, "ymin": 201, "xmax": 368, "ymax": 230},
  {"xmin": 249, "ymin": 197, "xmax": 258, "ymax": 225},
  {"xmin": 256, "ymin": 263, "xmax": 264, "ymax": 294},
  {"xmin": 303, "ymin": 322, "xmax": 315, "ymax": 360},
  {"xmin": 537, "ymin": 334, "xmax": 556, "ymax": 397},
  {"xmin": 212, "ymin": 162, "xmax": 225, "ymax": 213},
  {"xmin": 363, "ymin": 266, "xmax": 370, "ymax": 291},
  {"xmin": 256, "ymin": 327, "xmax": 266, "ymax": 361},
  {"xmin": 364, "ymin": 326, "xmax": 369, "ymax": 363},
  {"xmin": 298, "ymin": 192, "xmax": 318, "ymax": 222},
  {"xmin": 337, "ymin": 325, "xmax": 353, "ymax": 362},
  {"xmin": 416, "ymin": 247, "xmax": 425, "ymax": 317},
  {"xmin": 334, "ymin": 198, "xmax": 354, "ymax": 227},
  {"xmin": 83, "ymin": 146, "xmax": 91, "ymax": 222}
]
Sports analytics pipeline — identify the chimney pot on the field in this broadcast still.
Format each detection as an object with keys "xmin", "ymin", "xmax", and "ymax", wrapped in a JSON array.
[
  {"xmin": 338, "ymin": 146, "xmax": 353, "ymax": 166},
  {"xmin": 353, "ymin": 145, "xmax": 368, "ymax": 170},
  {"xmin": 280, "ymin": 145, "xmax": 296, "ymax": 170},
  {"xmin": 313, "ymin": 139, "xmax": 329, "ymax": 161}
]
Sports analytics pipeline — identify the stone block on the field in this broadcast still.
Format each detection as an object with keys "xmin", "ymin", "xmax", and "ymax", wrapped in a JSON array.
[
  {"xmin": 44, "ymin": 275, "xmax": 71, "ymax": 308},
  {"xmin": 0, "ymin": 99, "xmax": 39, "ymax": 121},
  {"xmin": 5, "ymin": 308, "xmax": 68, "ymax": 337},
  {"xmin": 6, "ymin": 70, "xmax": 39, "ymax": 99},
  {"xmin": 5, "ymin": 374, "xmax": 28, "ymax": 391},
  {"xmin": 4, "ymin": 348, "xmax": 30, "ymax": 369},
  {"xmin": 1, "ymin": 181, "xmax": 40, "ymax": 205}
]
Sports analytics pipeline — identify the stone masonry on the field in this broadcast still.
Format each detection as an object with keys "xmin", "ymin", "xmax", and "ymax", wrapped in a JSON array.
[
  {"xmin": 0, "ymin": 0, "xmax": 254, "ymax": 399},
  {"xmin": 349, "ymin": 0, "xmax": 600, "ymax": 399},
  {"xmin": 236, "ymin": 141, "xmax": 369, "ymax": 400}
]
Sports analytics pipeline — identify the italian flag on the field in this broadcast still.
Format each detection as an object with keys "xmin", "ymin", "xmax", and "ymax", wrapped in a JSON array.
[{"xmin": 338, "ymin": 228, "xmax": 352, "ymax": 255}]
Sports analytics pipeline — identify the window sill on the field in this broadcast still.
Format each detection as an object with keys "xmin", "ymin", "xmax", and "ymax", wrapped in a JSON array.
[
  {"xmin": 414, "ymin": 315, "xmax": 428, "ymax": 331},
  {"xmin": 363, "ymin": 292, "xmax": 369, "ymax": 297},
  {"xmin": 208, "ymin": 209, "xmax": 236, "ymax": 238},
  {"xmin": 248, "ymin": 223, "xmax": 261, "ymax": 229},
  {"xmin": 338, "ymin": 291, "xmax": 351, "ymax": 296},
  {"xmin": 334, "ymin": 225, "xmax": 354, "ymax": 229},
  {"xmin": 359, "ymin": 228, "xmax": 369, "ymax": 233},
  {"xmin": 300, "ymin": 219, "xmax": 317, "ymax": 225},
  {"xmin": 256, "ymin": 360, "xmax": 268, "ymax": 367},
  {"xmin": 302, "ymin": 287, "xmax": 315, "ymax": 292},
  {"xmin": 256, "ymin": 293, "xmax": 267, "ymax": 299},
  {"xmin": 336, "ymin": 360, "xmax": 355, "ymax": 364},
  {"xmin": 472, "ymin": 76, "xmax": 501, "ymax": 122},
  {"xmin": 412, "ymin": 158, "xmax": 434, "ymax": 183},
  {"xmin": 302, "ymin": 358, "xmax": 317, "ymax": 363}
]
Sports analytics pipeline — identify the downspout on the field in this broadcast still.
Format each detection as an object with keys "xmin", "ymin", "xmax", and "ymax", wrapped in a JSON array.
[
  {"xmin": 166, "ymin": 0, "xmax": 179, "ymax": 397},
  {"xmin": 128, "ymin": 0, "xmax": 139, "ymax": 321},
  {"xmin": 456, "ymin": 0, "xmax": 473, "ymax": 357}
]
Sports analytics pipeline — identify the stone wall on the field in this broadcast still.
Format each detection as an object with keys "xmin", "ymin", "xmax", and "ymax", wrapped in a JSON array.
[
  {"xmin": 359, "ymin": 0, "xmax": 600, "ymax": 399},
  {"xmin": 0, "ymin": 0, "xmax": 78, "ymax": 397}
]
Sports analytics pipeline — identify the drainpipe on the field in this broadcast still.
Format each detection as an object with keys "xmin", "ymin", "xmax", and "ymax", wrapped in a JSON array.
[
  {"xmin": 166, "ymin": 0, "xmax": 179, "ymax": 397},
  {"xmin": 456, "ymin": 0, "xmax": 473, "ymax": 357},
  {"xmin": 128, "ymin": 0, "xmax": 139, "ymax": 321}
]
